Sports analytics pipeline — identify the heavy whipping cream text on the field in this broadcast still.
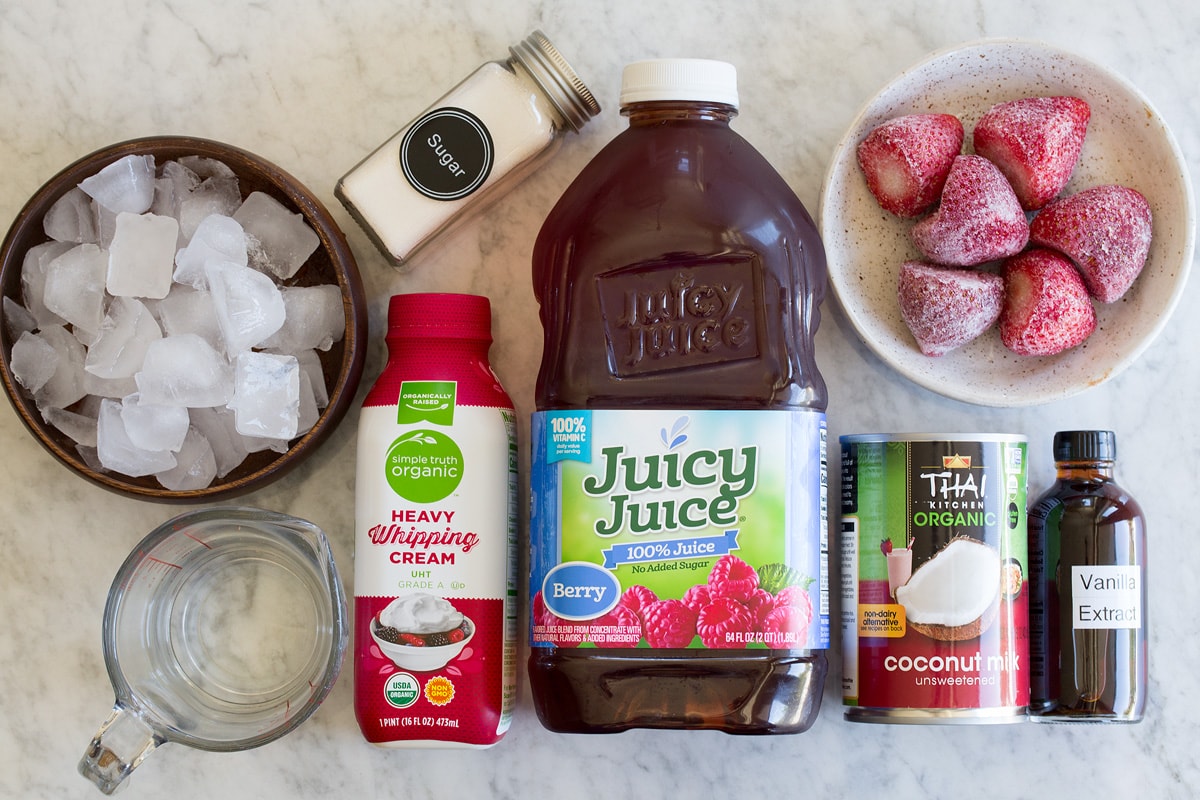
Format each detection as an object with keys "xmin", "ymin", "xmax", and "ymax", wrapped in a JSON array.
[{"xmin": 365, "ymin": 509, "xmax": 481, "ymax": 561}]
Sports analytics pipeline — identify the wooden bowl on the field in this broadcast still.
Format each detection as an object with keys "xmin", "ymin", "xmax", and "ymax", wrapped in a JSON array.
[{"xmin": 0, "ymin": 136, "xmax": 367, "ymax": 501}]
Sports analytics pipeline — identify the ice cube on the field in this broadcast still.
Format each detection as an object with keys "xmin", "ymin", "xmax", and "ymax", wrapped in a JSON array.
[
  {"xmin": 292, "ymin": 349, "xmax": 328, "ymax": 408},
  {"xmin": 227, "ymin": 351, "xmax": 299, "ymax": 440},
  {"xmin": 85, "ymin": 296, "xmax": 162, "ymax": 379},
  {"xmin": 135, "ymin": 334, "xmax": 234, "ymax": 407},
  {"xmin": 4, "ymin": 298, "xmax": 38, "ymax": 342},
  {"xmin": 206, "ymin": 260, "xmax": 285, "ymax": 352},
  {"xmin": 178, "ymin": 156, "xmax": 236, "ymax": 180},
  {"xmin": 96, "ymin": 397, "xmax": 177, "ymax": 476},
  {"xmin": 189, "ymin": 406, "xmax": 248, "ymax": 478},
  {"xmin": 155, "ymin": 427, "xmax": 218, "ymax": 491},
  {"xmin": 157, "ymin": 286, "xmax": 223, "ymax": 351},
  {"xmin": 178, "ymin": 176, "xmax": 242, "ymax": 243},
  {"xmin": 173, "ymin": 214, "xmax": 247, "ymax": 288},
  {"xmin": 43, "ymin": 187, "xmax": 99, "ymax": 244},
  {"xmin": 95, "ymin": 203, "xmax": 119, "ymax": 249},
  {"xmin": 120, "ymin": 393, "xmax": 189, "ymax": 452},
  {"xmin": 20, "ymin": 241, "xmax": 72, "ymax": 328},
  {"xmin": 43, "ymin": 244, "xmax": 108, "ymax": 334},
  {"xmin": 76, "ymin": 444, "xmax": 104, "ymax": 473},
  {"xmin": 296, "ymin": 367, "xmax": 319, "ymax": 436},
  {"xmin": 33, "ymin": 325, "xmax": 87, "ymax": 410},
  {"xmin": 83, "ymin": 371, "xmax": 138, "ymax": 399},
  {"xmin": 10, "ymin": 331, "xmax": 58, "ymax": 394},
  {"xmin": 79, "ymin": 154, "xmax": 156, "ymax": 214},
  {"xmin": 234, "ymin": 191, "xmax": 319, "ymax": 280},
  {"xmin": 107, "ymin": 212, "xmax": 179, "ymax": 299},
  {"xmin": 42, "ymin": 405, "xmax": 99, "ymax": 448},
  {"xmin": 261, "ymin": 284, "xmax": 345, "ymax": 352},
  {"xmin": 152, "ymin": 161, "xmax": 200, "ymax": 221}
]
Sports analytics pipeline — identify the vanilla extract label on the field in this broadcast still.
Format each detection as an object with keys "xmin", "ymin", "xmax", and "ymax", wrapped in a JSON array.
[{"xmin": 1072, "ymin": 565, "xmax": 1142, "ymax": 630}]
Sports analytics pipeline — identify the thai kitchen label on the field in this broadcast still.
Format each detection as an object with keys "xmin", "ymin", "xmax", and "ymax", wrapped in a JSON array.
[{"xmin": 840, "ymin": 435, "xmax": 1029, "ymax": 719}]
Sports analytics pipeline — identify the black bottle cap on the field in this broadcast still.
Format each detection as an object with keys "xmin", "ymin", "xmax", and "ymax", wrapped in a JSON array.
[{"xmin": 1053, "ymin": 430, "xmax": 1116, "ymax": 462}]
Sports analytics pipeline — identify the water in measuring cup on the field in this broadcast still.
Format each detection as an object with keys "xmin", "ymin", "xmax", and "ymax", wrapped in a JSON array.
[{"xmin": 112, "ymin": 525, "xmax": 336, "ymax": 744}]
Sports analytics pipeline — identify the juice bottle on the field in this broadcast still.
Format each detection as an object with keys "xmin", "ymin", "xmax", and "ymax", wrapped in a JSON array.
[
  {"xmin": 354, "ymin": 293, "xmax": 518, "ymax": 746},
  {"xmin": 1027, "ymin": 430, "xmax": 1147, "ymax": 722},
  {"xmin": 528, "ymin": 59, "xmax": 829, "ymax": 733}
]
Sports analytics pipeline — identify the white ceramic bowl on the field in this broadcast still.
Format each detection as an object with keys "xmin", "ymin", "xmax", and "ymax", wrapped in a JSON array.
[
  {"xmin": 819, "ymin": 39, "xmax": 1194, "ymax": 407},
  {"xmin": 371, "ymin": 619, "xmax": 475, "ymax": 673}
]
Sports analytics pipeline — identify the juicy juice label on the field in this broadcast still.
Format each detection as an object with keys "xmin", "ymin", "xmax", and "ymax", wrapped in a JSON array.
[
  {"xmin": 840, "ymin": 436, "xmax": 1028, "ymax": 714},
  {"xmin": 530, "ymin": 408, "xmax": 829, "ymax": 651},
  {"xmin": 355, "ymin": 381, "xmax": 517, "ymax": 746}
]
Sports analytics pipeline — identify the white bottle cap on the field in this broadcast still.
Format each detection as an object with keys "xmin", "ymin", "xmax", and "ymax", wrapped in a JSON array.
[{"xmin": 619, "ymin": 59, "xmax": 739, "ymax": 108}]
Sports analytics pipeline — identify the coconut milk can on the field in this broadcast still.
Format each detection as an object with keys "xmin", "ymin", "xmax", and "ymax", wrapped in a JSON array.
[{"xmin": 840, "ymin": 434, "xmax": 1028, "ymax": 723}]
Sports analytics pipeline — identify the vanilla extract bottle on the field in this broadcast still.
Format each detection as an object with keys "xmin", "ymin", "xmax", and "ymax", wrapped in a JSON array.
[{"xmin": 1027, "ymin": 430, "xmax": 1147, "ymax": 723}]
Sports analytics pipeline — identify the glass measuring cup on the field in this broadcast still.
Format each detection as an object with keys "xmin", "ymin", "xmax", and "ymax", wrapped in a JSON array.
[{"xmin": 79, "ymin": 507, "xmax": 348, "ymax": 794}]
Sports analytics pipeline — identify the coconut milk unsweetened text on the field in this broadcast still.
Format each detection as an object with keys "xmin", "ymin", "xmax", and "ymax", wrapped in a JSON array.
[
  {"xmin": 354, "ymin": 293, "xmax": 517, "ymax": 747},
  {"xmin": 840, "ymin": 434, "xmax": 1028, "ymax": 723}
]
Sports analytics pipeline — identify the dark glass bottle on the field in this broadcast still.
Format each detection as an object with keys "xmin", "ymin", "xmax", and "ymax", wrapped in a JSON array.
[{"xmin": 1027, "ymin": 430, "xmax": 1147, "ymax": 722}]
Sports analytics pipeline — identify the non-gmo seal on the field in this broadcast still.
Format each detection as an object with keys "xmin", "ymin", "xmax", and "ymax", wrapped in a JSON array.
[{"xmin": 400, "ymin": 107, "xmax": 494, "ymax": 201}]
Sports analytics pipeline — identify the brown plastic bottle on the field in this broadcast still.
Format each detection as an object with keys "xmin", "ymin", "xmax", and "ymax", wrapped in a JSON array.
[
  {"xmin": 528, "ymin": 59, "xmax": 829, "ymax": 734},
  {"xmin": 1027, "ymin": 430, "xmax": 1147, "ymax": 722}
]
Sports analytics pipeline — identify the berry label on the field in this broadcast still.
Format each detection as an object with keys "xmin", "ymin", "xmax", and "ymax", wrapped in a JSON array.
[{"xmin": 530, "ymin": 409, "xmax": 828, "ymax": 651}]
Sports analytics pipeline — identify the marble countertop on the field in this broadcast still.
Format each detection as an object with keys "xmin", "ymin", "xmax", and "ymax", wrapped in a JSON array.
[{"xmin": 2, "ymin": 1, "xmax": 1197, "ymax": 798}]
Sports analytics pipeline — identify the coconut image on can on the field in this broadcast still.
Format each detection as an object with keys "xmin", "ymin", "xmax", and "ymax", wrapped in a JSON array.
[{"xmin": 840, "ymin": 434, "xmax": 1028, "ymax": 724}]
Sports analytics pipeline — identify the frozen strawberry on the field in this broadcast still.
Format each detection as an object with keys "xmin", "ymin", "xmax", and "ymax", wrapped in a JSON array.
[
  {"xmin": 1030, "ymin": 184, "xmax": 1152, "ymax": 303},
  {"xmin": 973, "ymin": 96, "xmax": 1091, "ymax": 210},
  {"xmin": 898, "ymin": 261, "xmax": 1005, "ymax": 356},
  {"xmin": 999, "ymin": 249, "xmax": 1096, "ymax": 356},
  {"xmin": 856, "ymin": 113, "xmax": 965, "ymax": 217},
  {"xmin": 910, "ymin": 155, "xmax": 1029, "ymax": 266}
]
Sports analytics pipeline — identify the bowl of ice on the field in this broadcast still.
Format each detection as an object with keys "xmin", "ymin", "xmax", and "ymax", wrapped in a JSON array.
[{"xmin": 0, "ymin": 136, "xmax": 367, "ymax": 501}]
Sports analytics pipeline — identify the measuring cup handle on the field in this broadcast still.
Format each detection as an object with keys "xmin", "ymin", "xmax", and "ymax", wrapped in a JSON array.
[{"xmin": 78, "ymin": 705, "xmax": 162, "ymax": 795}]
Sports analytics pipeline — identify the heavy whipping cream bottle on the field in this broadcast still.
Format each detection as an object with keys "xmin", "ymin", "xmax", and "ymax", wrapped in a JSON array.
[{"xmin": 354, "ymin": 293, "xmax": 517, "ymax": 747}]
